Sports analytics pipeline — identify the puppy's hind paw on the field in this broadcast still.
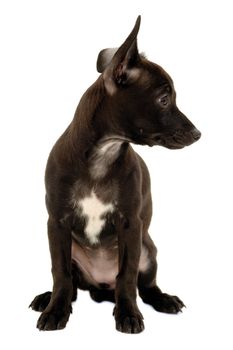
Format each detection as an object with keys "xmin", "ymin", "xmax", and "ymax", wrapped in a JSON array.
[
  {"xmin": 150, "ymin": 293, "xmax": 185, "ymax": 314},
  {"xmin": 29, "ymin": 292, "xmax": 51, "ymax": 312},
  {"xmin": 153, "ymin": 293, "xmax": 185, "ymax": 314}
]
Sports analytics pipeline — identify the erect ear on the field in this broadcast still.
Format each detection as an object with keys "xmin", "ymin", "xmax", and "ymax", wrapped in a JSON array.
[{"xmin": 102, "ymin": 16, "xmax": 141, "ymax": 94}]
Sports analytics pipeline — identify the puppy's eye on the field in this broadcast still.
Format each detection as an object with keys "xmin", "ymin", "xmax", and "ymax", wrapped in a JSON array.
[{"xmin": 158, "ymin": 94, "xmax": 169, "ymax": 107}]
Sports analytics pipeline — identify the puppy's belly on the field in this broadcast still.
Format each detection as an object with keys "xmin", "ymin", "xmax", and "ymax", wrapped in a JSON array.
[
  {"xmin": 71, "ymin": 239, "xmax": 150, "ymax": 289},
  {"xmin": 72, "ymin": 240, "xmax": 118, "ymax": 289}
]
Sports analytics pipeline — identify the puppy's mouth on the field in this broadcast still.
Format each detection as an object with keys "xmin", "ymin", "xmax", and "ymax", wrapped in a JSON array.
[
  {"xmin": 142, "ymin": 128, "xmax": 201, "ymax": 149},
  {"xmin": 152, "ymin": 134, "xmax": 185, "ymax": 149}
]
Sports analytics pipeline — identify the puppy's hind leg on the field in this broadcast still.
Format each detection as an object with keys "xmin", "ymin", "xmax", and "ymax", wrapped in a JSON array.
[
  {"xmin": 138, "ymin": 234, "xmax": 185, "ymax": 314},
  {"xmin": 30, "ymin": 261, "xmax": 80, "ymax": 314}
]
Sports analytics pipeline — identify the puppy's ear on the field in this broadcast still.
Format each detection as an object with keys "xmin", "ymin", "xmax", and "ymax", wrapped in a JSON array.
[
  {"xmin": 97, "ymin": 48, "xmax": 118, "ymax": 73},
  {"xmin": 103, "ymin": 16, "xmax": 141, "ymax": 94}
]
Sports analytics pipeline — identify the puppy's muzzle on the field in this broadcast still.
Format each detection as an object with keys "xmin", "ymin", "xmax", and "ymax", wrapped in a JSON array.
[{"xmin": 153, "ymin": 127, "xmax": 201, "ymax": 149}]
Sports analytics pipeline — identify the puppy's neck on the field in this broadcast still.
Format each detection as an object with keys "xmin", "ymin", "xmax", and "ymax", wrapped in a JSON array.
[
  {"xmin": 88, "ymin": 136, "xmax": 127, "ymax": 180},
  {"xmin": 69, "ymin": 77, "xmax": 128, "ymax": 180}
]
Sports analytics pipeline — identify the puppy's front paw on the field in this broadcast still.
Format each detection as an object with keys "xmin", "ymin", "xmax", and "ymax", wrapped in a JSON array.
[
  {"xmin": 37, "ymin": 308, "xmax": 71, "ymax": 331},
  {"xmin": 114, "ymin": 306, "xmax": 144, "ymax": 334}
]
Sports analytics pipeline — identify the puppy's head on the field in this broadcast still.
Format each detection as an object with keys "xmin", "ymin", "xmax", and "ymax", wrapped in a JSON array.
[{"xmin": 96, "ymin": 16, "xmax": 201, "ymax": 149}]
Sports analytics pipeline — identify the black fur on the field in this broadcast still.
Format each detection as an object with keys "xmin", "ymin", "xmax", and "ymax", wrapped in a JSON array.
[{"xmin": 30, "ymin": 16, "xmax": 200, "ymax": 334}]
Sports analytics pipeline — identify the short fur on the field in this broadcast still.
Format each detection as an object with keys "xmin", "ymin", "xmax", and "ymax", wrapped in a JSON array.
[{"xmin": 30, "ymin": 16, "xmax": 201, "ymax": 333}]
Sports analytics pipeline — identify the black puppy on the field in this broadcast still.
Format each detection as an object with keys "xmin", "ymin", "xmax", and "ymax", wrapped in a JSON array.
[{"xmin": 30, "ymin": 16, "xmax": 201, "ymax": 333}]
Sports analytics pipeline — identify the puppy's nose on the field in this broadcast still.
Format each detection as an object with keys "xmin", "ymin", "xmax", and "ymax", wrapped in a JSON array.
[{"xmin": 191, "ymin": 128, "xmax": 201, "ymax": 141}]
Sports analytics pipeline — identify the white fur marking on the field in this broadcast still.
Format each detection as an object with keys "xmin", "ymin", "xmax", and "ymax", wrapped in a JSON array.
[
  {"xmin": 79, "ymin": 190, "xmax": 114, "ymax": 244},
  {"xmin": 90, "ymin": 138, "xmax": 123, "ymax": 179}
]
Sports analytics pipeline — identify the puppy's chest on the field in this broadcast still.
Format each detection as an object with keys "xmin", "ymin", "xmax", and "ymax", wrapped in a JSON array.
[{"xmin": 71, "ymin": 184, "xmax": 118, "ymax": 245}]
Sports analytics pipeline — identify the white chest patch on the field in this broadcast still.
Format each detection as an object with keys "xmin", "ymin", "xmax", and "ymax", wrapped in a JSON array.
[{"xmin": 78, "ymin": 190, "xmax": 114, "ymax": 244}]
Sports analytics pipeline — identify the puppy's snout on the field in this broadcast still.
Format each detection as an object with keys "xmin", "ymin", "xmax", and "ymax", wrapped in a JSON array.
[{"xmin": 191, "ymin": 128, "xmax": 201, "ymax": 141}]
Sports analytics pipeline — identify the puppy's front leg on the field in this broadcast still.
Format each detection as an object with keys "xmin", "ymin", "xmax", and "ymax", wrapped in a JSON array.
[
  {"xmin": 114, "ymin": 216, "xmax": 144, "ymax": 334},
  {"xmin": 37, "ymin": 217, "xmax": 73, "ymax": 331}
]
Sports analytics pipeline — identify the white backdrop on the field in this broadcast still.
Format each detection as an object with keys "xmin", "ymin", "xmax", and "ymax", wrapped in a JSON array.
[{"xmin": 0, "ymin": 0, "xmax": 233, "ymax": 349}]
